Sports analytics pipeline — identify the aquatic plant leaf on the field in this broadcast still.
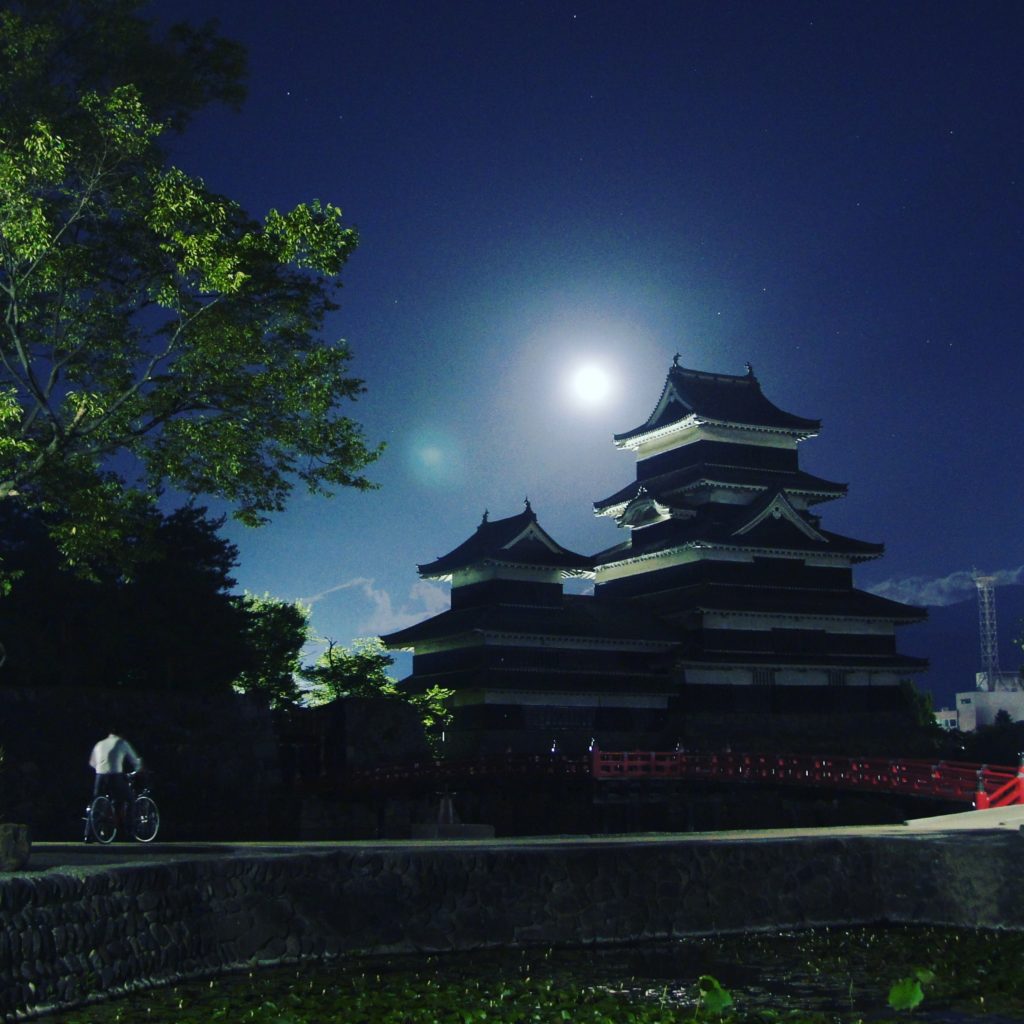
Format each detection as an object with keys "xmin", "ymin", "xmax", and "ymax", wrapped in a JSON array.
[
  {"xmin": 888, "ymin": 976, "xmax": 925, "ymax": 1011},
  {"xmin": 698, "ymin": 974, "xmax": 734, "ymax": 1015}
]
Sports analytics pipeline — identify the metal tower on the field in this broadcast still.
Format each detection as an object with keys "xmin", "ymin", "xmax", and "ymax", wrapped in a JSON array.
[{"xmin": 974, "ymin": 571, "xmax": 1001, "ymax": 690}]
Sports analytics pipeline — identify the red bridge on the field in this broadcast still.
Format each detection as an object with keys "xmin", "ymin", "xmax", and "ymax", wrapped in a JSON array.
[
  {"xmin": 590, "ymin": 750, "xmax": 1024, "ymax": 809},
  {"xmin": 338, "ymin": 749, "xmax": 1024, "ymax": 809}
]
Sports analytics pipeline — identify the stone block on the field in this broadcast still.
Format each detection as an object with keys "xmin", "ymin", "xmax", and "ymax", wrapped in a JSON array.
[{"xmin": 0, "ymin": 823, "xmax": 30, "ymax": 871}]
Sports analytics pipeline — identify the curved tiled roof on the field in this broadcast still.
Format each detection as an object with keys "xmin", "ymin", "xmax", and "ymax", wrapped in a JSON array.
[
  {"xmin": 677, "ymin": 582, "xmax": 927, "ymax": 622},
  {"xmin": 593, "ymin": 463, "xmax": 847, "ymax": 514},
  {"xmin": 677, "ymin": 650, "xmax": 929, "ymax": 671},
  {"xmin": 394, "ymin": 666, "xmax": 678, "ymax": 696},
  {"xmin": 615, "ymin": 362, "xmax": 820, "ymax": 441},
  {"xmin": 417, "ymin": 502, "xmax": 593, "ymax": 578},
  {"xmin": 382, "ymin": 593, "xmax": 681, "ymax": 648},
  {"xmin": 594, "ymin": 493, "xmax": 884, "ymax": 565}
]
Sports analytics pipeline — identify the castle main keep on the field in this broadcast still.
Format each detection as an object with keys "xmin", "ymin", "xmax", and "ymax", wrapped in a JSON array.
[{"xmin": 383, "ymin": 360, "xmax": 926, "ymax": 756}]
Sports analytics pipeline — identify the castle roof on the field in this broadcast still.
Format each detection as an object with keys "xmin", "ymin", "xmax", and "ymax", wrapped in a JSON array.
[
  {"xmin": 382, "ymin": 593, "xmax": 679, "ymax": 649},
  {"xmin": 417, "ymin": 502, "xmax": 593, "ymax": 580},
  {"xmin": 594, "ymin": 489, "xmax": 884, "ymax": 565},
  {"xmin": 593, "ymin": 463, "xmax": 847, "ymax": 515},
  {"xmin": 677, "ymin": 649, "xmax": 929, "ymax": 672},
  {"xmin": 681, "ymin": 583, "xmax": 926, "ymax": 623},
  {"xmin": 615, "ymin": 361, "xmax": 820, "ymax": 443},
  {"xmin": 394, "ymin": 666, "xmax": 678, "ymax": 696}
]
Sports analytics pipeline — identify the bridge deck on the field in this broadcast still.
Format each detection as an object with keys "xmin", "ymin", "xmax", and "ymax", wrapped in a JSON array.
[{"xmin": 339, "ymin": 750, "xmax": 1024, "ymax": 808}]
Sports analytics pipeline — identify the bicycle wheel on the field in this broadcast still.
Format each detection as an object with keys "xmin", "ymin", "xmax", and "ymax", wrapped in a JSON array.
[
  {"xmin": 88, "ymin": 796, "xmax": 117, "ymax": 844},
  {"xmin": 132, "ymin": 795, "xmax": 160, "ymax": 842}
]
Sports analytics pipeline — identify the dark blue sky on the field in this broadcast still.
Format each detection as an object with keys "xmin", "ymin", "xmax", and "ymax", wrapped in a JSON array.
[{"xmin": 157, "ymin": 1, "xmax": 1023, "ymax": 690}]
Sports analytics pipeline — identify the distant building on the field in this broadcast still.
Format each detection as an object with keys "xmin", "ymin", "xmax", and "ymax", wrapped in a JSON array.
[
  {"xmin": 934, "ymin": 708, "xmax": 959, "ymax": 731},
  {"xmin": 955, "ymin": 671, "xmax": 1024, "ymax": 731},
  {"xmin": 383, "ymin": 360, "xmax": 927, "ymax": 755},
  {"xmin": 974, "ymin": 670, "xmax": 1023, "ymax": 693}
]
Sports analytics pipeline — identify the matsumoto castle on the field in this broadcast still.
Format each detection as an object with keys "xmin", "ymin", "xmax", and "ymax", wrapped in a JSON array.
[{"xmin": 383, "ymin": 360, "xmax": 927, "ymax": 755}]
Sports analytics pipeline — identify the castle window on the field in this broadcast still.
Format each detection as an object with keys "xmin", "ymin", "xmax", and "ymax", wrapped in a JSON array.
[{"xmin": 526, "ymin": 707, "xmax": 595, "ymax": 730}]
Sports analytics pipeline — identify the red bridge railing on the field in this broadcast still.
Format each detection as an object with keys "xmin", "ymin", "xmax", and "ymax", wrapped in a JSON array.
[
  {"xmin": 590, "ymin": 750, "xmax": 1024, "ymax": 808},
  {"xmin": 316, "ymin": 749, "xmax": 1024, "ymax": 809},
  {"xmin": 345, "ymin": 753, "xmax": 590, "ymax": 788}
]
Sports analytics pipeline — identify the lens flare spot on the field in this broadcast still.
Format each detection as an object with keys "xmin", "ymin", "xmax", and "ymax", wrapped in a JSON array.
[
  {"xmin": 406, "ymin": 430, "xmax": 464, "ymax": 486},
  {"xmin": 420, "ymin": 445, "xmax": 444, "ymax": 467}
]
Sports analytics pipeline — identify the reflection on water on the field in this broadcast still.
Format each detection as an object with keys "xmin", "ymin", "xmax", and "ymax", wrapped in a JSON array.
[{"xmin": 528, "ymin": 926, "xmax": 1024, "ymax": 1023}]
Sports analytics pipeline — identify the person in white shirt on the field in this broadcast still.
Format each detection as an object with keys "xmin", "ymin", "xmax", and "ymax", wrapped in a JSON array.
[{"xmin": 88, "ymin": 731, "xmax": 144, "ymax": 805}]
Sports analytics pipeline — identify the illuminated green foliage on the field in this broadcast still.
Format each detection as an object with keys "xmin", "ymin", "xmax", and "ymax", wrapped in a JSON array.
[
  {"xmin": 0, "ymin": 1, "xmax": 379, "ymax": 570},
  {"xmin": 303, "ymin": 636, "xmax": 453, "ymax": 739},
  {"xmin": 302, "ymin": 636, "xmax": 399, "ymax": 702}
]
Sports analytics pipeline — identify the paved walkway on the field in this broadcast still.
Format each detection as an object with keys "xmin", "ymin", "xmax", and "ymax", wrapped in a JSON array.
[
  {"xmin": 903, "ymin": 803, "xmax": 1024, "ymax": 830},
  {"xmin": 24, "ymin": 807, "xmax": 1023, "ymax": 873}
]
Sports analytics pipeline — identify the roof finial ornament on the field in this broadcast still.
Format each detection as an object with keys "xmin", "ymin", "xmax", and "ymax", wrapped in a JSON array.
[
  {"xmin": 481, "ymin": 509, "xmax": 489, "ymax": 525},
  {"xmin": 672, "ymin": 352, "xmax": 681, "ymax": 367},
  {"xmin": 745, "ymin": 361, "xmax": 755, "ymax": 378},
  {"xmin": 524, "ymin": 496, "xmax": 533, "ymax": 514}
]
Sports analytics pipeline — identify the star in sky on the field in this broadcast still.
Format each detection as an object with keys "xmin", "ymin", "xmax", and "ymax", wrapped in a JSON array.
[{"xmin": 159, "ymin": 0, "xmax": 1023, "ymax": 701}]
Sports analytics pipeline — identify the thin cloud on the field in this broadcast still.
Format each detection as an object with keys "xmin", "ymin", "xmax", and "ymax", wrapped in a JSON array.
[
  {"xmin": 868, "ymin": 565, "xmax": 1024, "ymax": 607},
  {"xmin": 298, "ymin": 577, "xmax": 376, "ymax": 606},
  {"xmin": 358, "ymin": 578, "xmax": 450, "ymax": 635},
  {"xmin": 299, "ymin": 576, "xmax": 450, "ymax": 635}
]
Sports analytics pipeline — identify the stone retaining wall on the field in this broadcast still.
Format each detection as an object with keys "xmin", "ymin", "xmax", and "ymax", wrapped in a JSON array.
[{"xmin": 2, "ymin": 831, "xmax": 1023, "ymax": 1021}]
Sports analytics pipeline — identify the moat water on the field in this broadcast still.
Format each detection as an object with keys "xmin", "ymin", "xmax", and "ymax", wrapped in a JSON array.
[{"xmin": 42, "ymin": 925, "xmax": 1024, "ymax": 1023}]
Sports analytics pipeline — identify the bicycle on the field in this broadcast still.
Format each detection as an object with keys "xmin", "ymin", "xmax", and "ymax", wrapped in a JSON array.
[{"xmin": 83, "ymin": 771, "xmax": 160, "ymax": 844}]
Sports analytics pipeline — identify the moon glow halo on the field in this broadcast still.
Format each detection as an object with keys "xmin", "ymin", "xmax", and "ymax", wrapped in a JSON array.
[{"xmin": 569, "ymin": 363, "xmax": 613, "ymax": 405}]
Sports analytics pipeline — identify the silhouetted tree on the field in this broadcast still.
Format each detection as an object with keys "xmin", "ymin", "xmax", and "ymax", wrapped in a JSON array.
[
  {"xmin": 896, "ymin": 679, "xmax": 945, "ymax": 755},
  {"xmin": 0, "ymin": 502, "xmax": 253, "ymax": 691},
  {"xmin": 964, "ymin": 712, "xmax": 1024, "ymax": 768},
  {"xmin": 232, "ymin": 594, "xmax": 310, "ymax": 709}
]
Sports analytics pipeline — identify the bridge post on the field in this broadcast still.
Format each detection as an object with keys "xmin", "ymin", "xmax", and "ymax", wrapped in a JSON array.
[
  {"xmin": 437, "ymin": 786, "xmax": 456, "ymax": 824},
  {"xmin": 974, "ymin": 770, "xmax": 990, "ymax": 810}
]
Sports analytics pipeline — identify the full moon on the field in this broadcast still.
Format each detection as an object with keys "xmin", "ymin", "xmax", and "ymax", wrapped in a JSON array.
[{"xmin": 570, "ymin": 363, "xmax": 613, "ymax": 405}]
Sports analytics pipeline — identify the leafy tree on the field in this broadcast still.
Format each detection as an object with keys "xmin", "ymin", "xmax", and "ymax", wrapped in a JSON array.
[
  {"xmin": 232, "ymin": 594, "xmax": 310, "ymax": 709},
  {"xmin": 303, "ymin": 637, "xmax": 453, "ymax": 740},
  {"xmin": 896, "ymin": 679, "xmax": 945, "ymax": 754},
  {"xmin": 0, "ymin": 1, "xmax": 379, "ymax": 571},
  {"xmin": 303, "ymin": 636, "xmax": 398, "ymax": 702}
]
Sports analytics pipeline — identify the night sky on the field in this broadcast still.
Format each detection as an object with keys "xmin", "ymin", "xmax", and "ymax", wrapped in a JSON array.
[{"xmin": 154, "ymin": 1, "xmax": 1022, "ymax": 689}]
